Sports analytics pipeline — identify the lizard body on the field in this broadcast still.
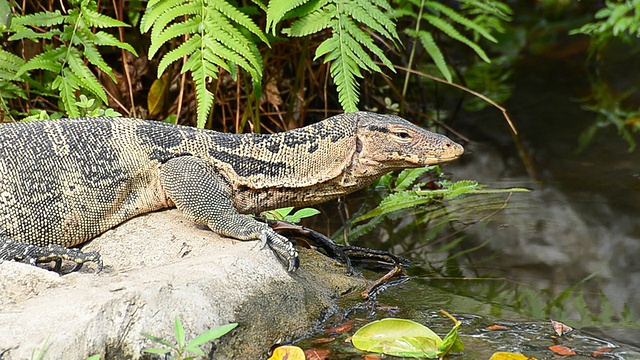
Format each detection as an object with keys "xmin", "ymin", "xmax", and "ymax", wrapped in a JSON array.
[{"xmin": 0, "ymin": 112, "xmax": 463, "ymax": 271}]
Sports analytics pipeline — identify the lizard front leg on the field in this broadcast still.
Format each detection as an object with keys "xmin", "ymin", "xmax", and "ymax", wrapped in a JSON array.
[{"xmin": 159, "ymin": 156, "xmax": 299, "ymax": 272}]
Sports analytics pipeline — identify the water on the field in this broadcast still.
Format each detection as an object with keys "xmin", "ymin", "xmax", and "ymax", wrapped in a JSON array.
[{"xmin": 297, "ymin": 7, "xmax": 640, "ymax": 358}]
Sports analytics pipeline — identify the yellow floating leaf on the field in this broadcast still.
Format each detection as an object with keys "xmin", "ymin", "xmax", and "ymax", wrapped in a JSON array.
[
  {"xmin": 489, "ymin": 351, "xmax": 537, "ymax": 360},
  {"xmin": 268, "ymin": 345, "xmax": 306, "ymax": 360}
]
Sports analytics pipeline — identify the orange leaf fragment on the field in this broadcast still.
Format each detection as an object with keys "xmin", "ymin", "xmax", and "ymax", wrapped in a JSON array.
[
  {"xmin": 364, "ymin": 355, "xmax": 382, "ymax": 360},
  {"xmin": 549, "ymin": 345, "xmax": 576, "ymax": 356},
  {"xmin": 593, "ymin": 347, "xmax": 613, "ymax": 357},
  {"xmin": 311, "ymin": 337, "xmax": 336, "ymax": 345},
  {"xmin": 487, "ymin": 324, "xmax": 510, "ymax": 331},
  {"xmin": 325, "ymin": 319, "xmax": 355, "ymax": 334},
  {"xmin": 304, "ymin": 348, "xmax": 331, "ymax": 360}
]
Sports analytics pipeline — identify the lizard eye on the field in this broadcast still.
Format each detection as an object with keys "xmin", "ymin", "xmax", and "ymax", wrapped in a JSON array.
[{"xmin": 394, "ymin": 131, "xmax": 411, "ymax": 139}]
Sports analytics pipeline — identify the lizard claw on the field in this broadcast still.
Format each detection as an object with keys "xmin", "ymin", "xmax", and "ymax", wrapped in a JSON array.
[{"xmin": 260, "ymin": 229, "xmax": 299, "ymax": 272}]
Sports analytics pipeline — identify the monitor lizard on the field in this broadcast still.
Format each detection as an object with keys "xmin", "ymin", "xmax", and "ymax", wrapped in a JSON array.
[{"xmin": 0, "ymin": 112, "xmax": 463, "ymax": 272}]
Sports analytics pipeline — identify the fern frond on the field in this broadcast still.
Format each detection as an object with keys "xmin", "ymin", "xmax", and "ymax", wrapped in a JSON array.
[
  {"xmin": 328, "ymin": 45, "xmax": 362, "ymax": 113},
  {"xmin": 211, "ymin": 0, "xmax": 268, "ymax": 43},
  {"xmin": 305, "ymin": 0, "xmax": 397, "ymax": 112},
  {"xmin": 52, "ymin": 70, "xmax": 81, "ymax": 118},
  {"xmin": 140, "ymin": 0, "xmax": 187, "ymax": 33},
  {"xmin": 342, "ymin": 17, "xmax": 392, "ymax": 69},
  {"xmin": 82, "ymin": 7, "xmax": 129, "ymax": 28},
  {"xmin": 184, "ymin": 43, "xmax": 226, "ymax": 75},
  {"xmin": 0, "ymin": 49, "xmax": 26, "ymax": 102},
  {"xmin": 185, "ymin": 48, "xmax": 215, "ymax": 128},
  {"xmin": 205, "ymin": 38, "xmax": 251, "ymax": 76},
  {"xmin": 0, "ymin": 50, "xmax": 25, "ymax": 72},
  {"xmin": 266, "ymin": 0, "xmax": 308, "ymax": 33},
  {"xmin": 352, "ymin": 0, "xmax": 399, "ymax": 42},
  {"xmin": 74, "ymin": 31, "xmax": 115, "ymax": 81},
  {"xmin": 157, "ymin": 35, "xmax": 201, "ymax": 76},
  {"xmin": 424, "ymin": 14, "xmax": 490, "ymax": 62},
  {"xmin": 412, "ymin": 29, "xmax": 451, "ymax": 82},
  {"xmin": 11, "ymin": 10, "xmax": 64, "ymax": 27},
  {"xmin": 143, "ymin": 0, "xmax": 267, "ymax": 124},
  {"xmin": 207, "ymin": 9, "xmax": 262, "ymax": 76},
  {"xmin": 16, "ymin": 48, "xmax": 65, "ymax": 77},
  {"xmin": 425, "ymin": 1, "xmax": 496, "ymax": 42},
  {"xmin": 66, "ymin": 48, "xmax": 108, "ymax": 103},
  {"xmin": 150, "ymin": 1, "xmax": 200, "ymax": 43},
  {"xmin": 149, "ymin": 17, "xmax": 200, "ymax": 58},
  {"xmin": 8, "ymin": 28, "xmax": 60, "ymax": 41},
  {"xmin": 284, "ymin": 7, "xmax": 334, "ymax": 37},
  {"xmin": 90, "ymin": 31, "xmax": 137, "ymax": 55}
]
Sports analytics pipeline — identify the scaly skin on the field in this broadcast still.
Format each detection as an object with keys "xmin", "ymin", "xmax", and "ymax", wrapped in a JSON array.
[{"xmin": 0, "ymin": 112, "xmax": 463, "ymax": 271}]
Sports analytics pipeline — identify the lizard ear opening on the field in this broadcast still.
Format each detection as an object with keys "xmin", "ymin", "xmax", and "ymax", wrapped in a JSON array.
[{"xmin": 356, "ymin": 137, "xmax": 363, "ymax": 153}]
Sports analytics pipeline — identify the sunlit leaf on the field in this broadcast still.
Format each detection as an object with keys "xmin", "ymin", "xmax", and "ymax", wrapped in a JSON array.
[
  {"xmin": 437, "ymin": 318, "xmax": 463, "ymax": 356},
  {"xmin": 351, "ymin": 318, "xmax": 442, "ymax": 358},
  {"xmin": 268, "ymin": 345, "xmax": 306, "ymax": 360},
  {"xmin": 285, "ymin": 208, "xmax": 321, "ymax": 223}
]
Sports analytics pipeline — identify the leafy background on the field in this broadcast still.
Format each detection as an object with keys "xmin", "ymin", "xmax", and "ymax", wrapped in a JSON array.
[{"xmin": 0, "ymin": 0, "xmax": 511, "ymax": 134}]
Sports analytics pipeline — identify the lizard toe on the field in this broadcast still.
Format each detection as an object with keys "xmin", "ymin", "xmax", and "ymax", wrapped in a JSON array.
[{"xmin": 261, "ymin": 229, "xmax": 299, "ymax": 272}]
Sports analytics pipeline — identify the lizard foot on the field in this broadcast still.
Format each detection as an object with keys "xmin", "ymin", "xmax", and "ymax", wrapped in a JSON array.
[
  {"xmin": 260, "ymin": 229, "xmax": 299, "ymax": 272},
  {"xmin": 0, "ymin": 239, "xmax": 103, "ymax": 272}
]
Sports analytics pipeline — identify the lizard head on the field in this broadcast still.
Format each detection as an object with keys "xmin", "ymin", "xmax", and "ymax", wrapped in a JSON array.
[{"xmin": 354, "ymin": 112, "xmax": 464, "ymax": 173}]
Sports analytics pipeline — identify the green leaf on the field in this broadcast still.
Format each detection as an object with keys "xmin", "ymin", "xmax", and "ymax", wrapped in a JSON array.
[
  {"xmin": 185, "ymin": 323, "xmax": 238, "ymax": 348},
  {"xmin": 141, "ymin": 348, "xmax": 172, "ymax": 355},
  {"xmin": 141, "ymin": 333, "xmax": 175, "ymax": 348},
  {"xmin": 174, "ymin": 317, "xmax": 185, "ymax": 349},
  {"xmin": 284, "ymin": 208, "xmax": 320, "ymax": 223},
  {"xmin": 437, "ymin": 318, "xmax": 463, "ymax": 356},
  {"xmin": 352, "ymin": 318, "xmax": 442, "ymax": 358},
  {"xmin": 183, "ymin": 346, "xmax": 206, "ymax": 356},
  {"xmin": 269, "ymin": 207, "xmax": 295, "ymax": 219}
]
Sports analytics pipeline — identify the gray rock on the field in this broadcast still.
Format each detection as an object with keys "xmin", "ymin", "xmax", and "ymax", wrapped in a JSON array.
[{"xmin": 0, "ymin": 209, "xmax": 366, "ymax": 359}]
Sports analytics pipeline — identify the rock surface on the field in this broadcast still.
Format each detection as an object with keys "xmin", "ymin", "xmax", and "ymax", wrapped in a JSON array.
[{"xmin": 0, "ymin": 209, "xmax": 366, "ymax": 359}]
